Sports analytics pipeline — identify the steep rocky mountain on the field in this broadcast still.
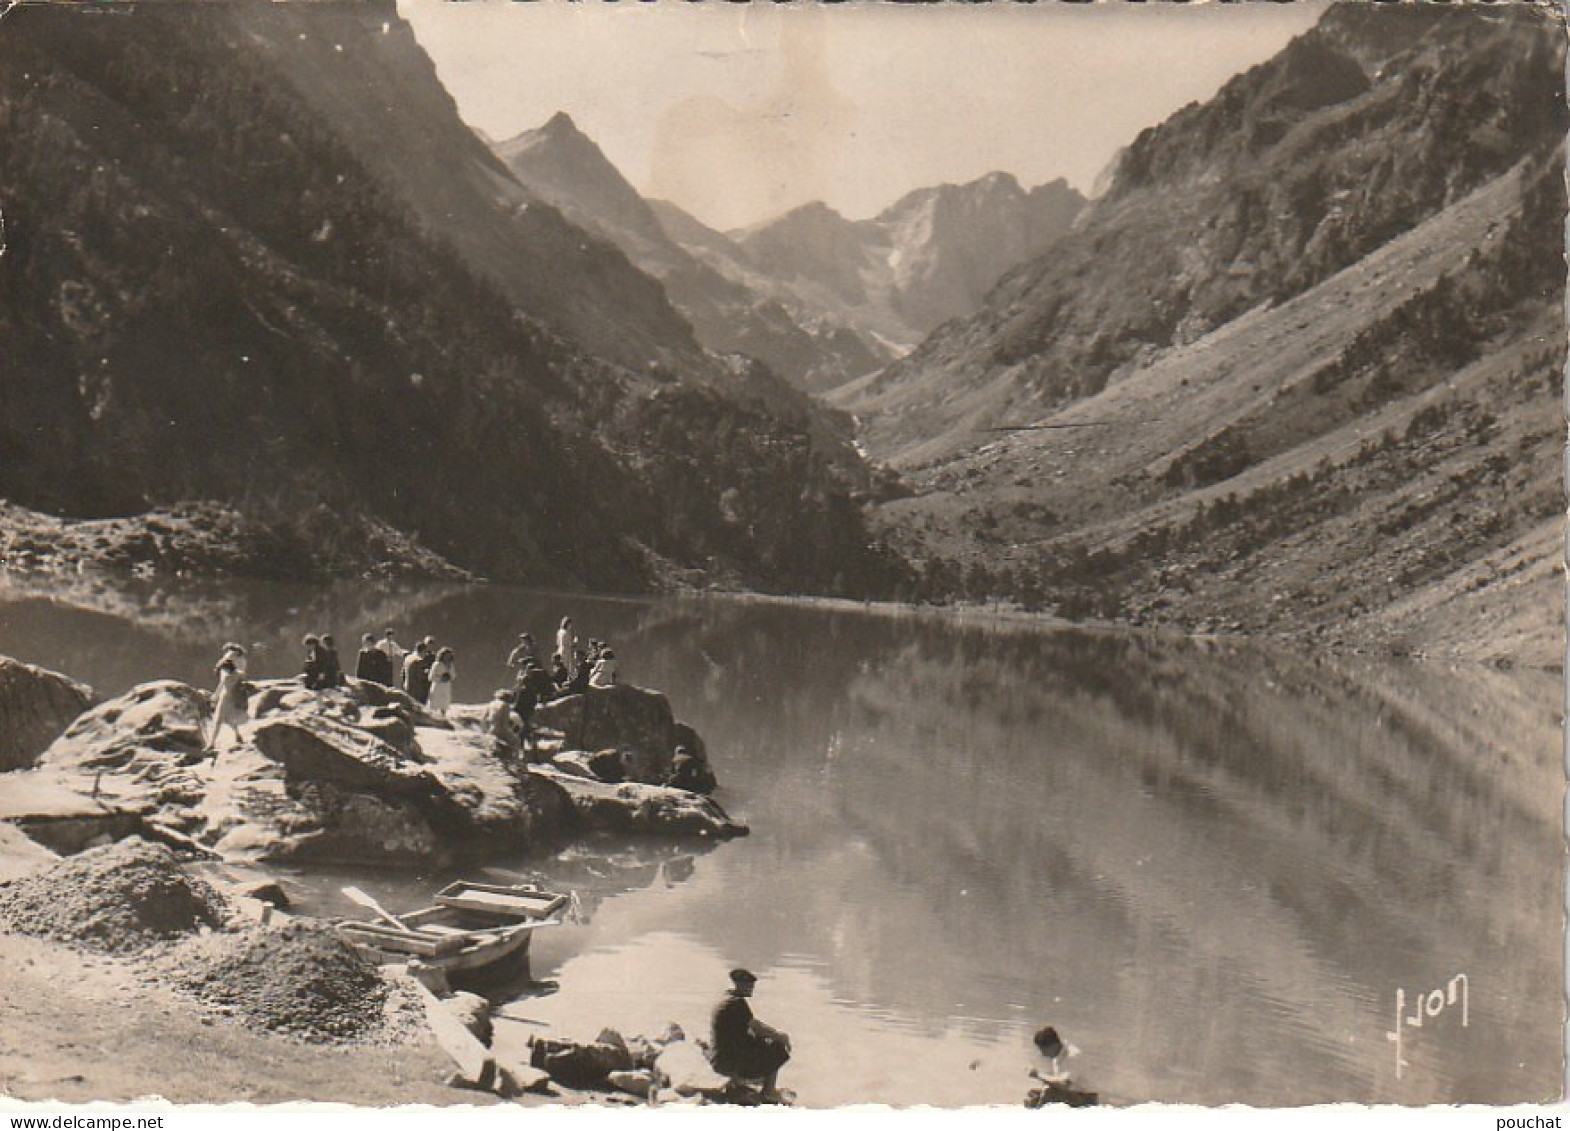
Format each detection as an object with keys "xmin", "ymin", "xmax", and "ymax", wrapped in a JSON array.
[
  {"xmin": 645, "ymin": 197, "xmax": 893, "ymax": 392},
  {"xmin": 222, "ymin": 1, "xmax": 693, "ymax": 376},
  {"xmin": 728, "ymin": 173, "xmax": 1086, "ymax": 355},
  {"xmin": 492, "ymin": 112, "xmax": 884, "ymax": 391},
  {"xmin": 0, "ymin": 0, "xmax": 901, "ymax": 596},
  {"xmin": 860, "ymin": 3, "xmax": 1565, "ymax": 666},
  {"xmin": 843, "ymin": 4, "xmax": 1563, "ymax": 468}
]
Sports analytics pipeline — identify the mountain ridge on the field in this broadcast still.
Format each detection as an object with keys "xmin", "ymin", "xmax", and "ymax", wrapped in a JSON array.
[
  {"xmin": 844, "ymin": 3, "xmax": 1564, "ymax": 468},
  {"xmin": 852, "ymin": 1, "xmax": 1564, "ymax": 666},
  {"xmin": 729, "ymin": 172, "xmax": 1086, "ymax": 354},
  {"xmin": 491, "ymin": 110, "xmax": 886, "ymax": 392}
]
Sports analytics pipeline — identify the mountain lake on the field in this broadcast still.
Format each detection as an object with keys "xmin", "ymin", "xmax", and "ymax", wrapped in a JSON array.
[{"xmin": 0, "ymin": 576, "xmax": 1559, "ymax": 1107}]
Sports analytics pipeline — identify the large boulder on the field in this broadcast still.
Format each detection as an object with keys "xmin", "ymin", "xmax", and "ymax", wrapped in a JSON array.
[
  {"xmin": 248, "ymin": 677, "xmax": 446, "ymax": 737},
  {"xmin": 528, "ymin": 767, "xmax": 747, "ymax": 839},
  {"xmin": 12, "ymin": 674, "xmax": 722, "ymax": 867},
  {"xmin": 250, "ymin": 714, "xmax": 441, "ymax": 799},
  {"xmin": 218, "ymin": 712, "xmax": 578, "ymax": 865},
  {"xmin": 39, "ymin": 680, "xmax": 207, "ymax": 772},
  {"xmin": 21, "ymin": 680, "xmax": 578, "ymax": 868},
  {"xmin": 532, "ymin": 686, "xmax": 697, "ymax": 783},
  {"xmin": 0, "ymin": 657, "xmax": 97, "ymax": 771},
  {"xmin": 213, "ymin": 779, "xmax": 445, "ymax": 866},
  {"xmin": 32, "ymin": 681, "xmax": 210, "ymax": 822}
]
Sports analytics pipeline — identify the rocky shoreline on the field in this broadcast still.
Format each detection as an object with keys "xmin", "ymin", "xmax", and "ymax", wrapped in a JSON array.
[
  {"xmin": 0, "ymin": 655, "xmax": 744, "ymax": 867},
  {"xmin": 0, "ymin": 500, "xmax": 474, "ymax": 584},
  {"xmin": 0, "ymin": 652, "xmax": 773, "ymax": 1106},
  {"xmin": 7, "ymin": 497, "xmax": 1552, "ymax": 673},
  {"xmin": 0, "ymin": 653, "xmax": 1097, "ymax": 1109}
]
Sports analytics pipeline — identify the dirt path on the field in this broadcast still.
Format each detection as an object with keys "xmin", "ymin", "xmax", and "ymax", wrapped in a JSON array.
[{"xmin": 0, "ymin": 930, "xmax": 486, "ymax": 1107}]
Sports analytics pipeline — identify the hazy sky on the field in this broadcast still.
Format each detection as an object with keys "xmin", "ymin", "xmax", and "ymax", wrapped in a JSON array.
[{"xmin": 400, "ymin": 0, "xmax": 1325, "ymax": 232}]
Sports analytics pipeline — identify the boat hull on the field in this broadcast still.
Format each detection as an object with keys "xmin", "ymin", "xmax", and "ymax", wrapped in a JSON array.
[{"xmin": 335, "ymin": 884, "xmax": 567, "ymax": 975}]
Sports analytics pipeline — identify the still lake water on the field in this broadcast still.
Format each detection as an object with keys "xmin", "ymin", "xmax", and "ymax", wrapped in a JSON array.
[{"xmin": 0, "ymin": 575, "xmax": 1561, "ymax": 1106}]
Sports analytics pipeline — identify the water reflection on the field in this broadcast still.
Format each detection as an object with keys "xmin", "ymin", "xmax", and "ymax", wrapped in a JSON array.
[{"xmin": 0, "ymin": 582, "xmax": 1559, "ymax": 1106}]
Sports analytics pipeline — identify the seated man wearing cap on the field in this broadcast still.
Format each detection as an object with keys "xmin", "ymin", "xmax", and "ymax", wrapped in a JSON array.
[{"xmin": 710, "ymin": 968, "xmax": 791, "ymax": 1099}]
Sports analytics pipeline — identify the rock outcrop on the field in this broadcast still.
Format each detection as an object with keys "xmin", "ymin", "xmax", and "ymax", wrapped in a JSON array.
[
  {"xmin": 532, "ymin": 685, "xmax": 702, "ymax": 783},
  {"xmin": 0, "ymin": 657, "xmax": 97, "ymax": 771},
  {"xmin": 5, "ymin": 673, "xmax": 739, "ymax": 866},
  {"xmin": 529, "ymin": 768, "xmax": 746, "ymax": 841}
]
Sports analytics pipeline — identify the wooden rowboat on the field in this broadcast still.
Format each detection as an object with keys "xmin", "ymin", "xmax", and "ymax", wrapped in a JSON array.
[{"xmin": 336, "ymin": 882, "xmax": 569, "ymax": 974}]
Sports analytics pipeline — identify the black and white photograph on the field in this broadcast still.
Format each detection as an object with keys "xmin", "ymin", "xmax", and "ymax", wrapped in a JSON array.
[{"xmin": 0, "ymin": 0, "xmax": 1562, "ymax": 1116}]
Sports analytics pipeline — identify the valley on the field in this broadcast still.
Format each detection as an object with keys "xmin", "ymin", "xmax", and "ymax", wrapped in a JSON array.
[{"xmin": 0, "ymin": 0, "xmax": 1561, "ymax": 667}]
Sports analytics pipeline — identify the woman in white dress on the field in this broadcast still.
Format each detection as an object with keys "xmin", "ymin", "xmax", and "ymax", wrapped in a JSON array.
[
  {"xmin": 427, "ymin": 646, "xmax": 457, "ymax": 717},
  {"xmin": 204, "ymin": 657, "xmax": 247, "ymax": 757},
  {"xmin": 556, "ymin": 618, "xmax": 576, "ymax": 676},
  {"xmin": 589, "ymin": 648, "xmax": 617, "ymax": 689}
]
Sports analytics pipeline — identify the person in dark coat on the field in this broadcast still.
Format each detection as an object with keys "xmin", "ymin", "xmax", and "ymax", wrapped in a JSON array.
[
  {"xmin": 356, "ymin": 633, "xmax": 392, "ymax": 685},
  {"xmin": 566, "ymin": 648, "xmax": 591, "ymax": 695},
  {"xmin": 301, "ymin": 634, "xmax": 327, "ymax": 690},
  {"xmin": 513, "ymin": 661, "xmax": 548, "ymax": 755},
  {"xmin": 710, "ymin": 968, "xmax": 790, "ymax": 1097},
  {"xmin": 548, "ymin": 652, "xmax": 570, "ymax": 695},
  {"xmin": 318, "ymin": 634, "xmax": 345, "ymax": 688},
  {"xmin": 404, "ymin": 640, "xmax": 435, "ymax": 704}
]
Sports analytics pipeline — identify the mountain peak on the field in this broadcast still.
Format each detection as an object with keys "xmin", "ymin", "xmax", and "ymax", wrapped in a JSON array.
[
  {"xmin": 491, "ymin": 110, "xmax": 670, "ymax": 253},
  {"xmin": 497, "ymin": 110, "xmax": 596, "ymax": 159},
  {"xmin": 976, "ymin": 169, "xmax": 1022, "ymax": 191},
  {"xmin": 541, "ymin": 109, "xmax": 581, "ymax": 137}
]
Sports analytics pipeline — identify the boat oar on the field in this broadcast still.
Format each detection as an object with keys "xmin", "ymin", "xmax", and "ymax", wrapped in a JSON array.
[{"xmin": 342, "ymin": 885, "xmax": 409, "ymax": 931}]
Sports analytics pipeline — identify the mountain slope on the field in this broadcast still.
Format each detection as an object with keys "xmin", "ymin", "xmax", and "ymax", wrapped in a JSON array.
[
  {"xmin": 730, "ymin": 173, "xmax": 1086, "ymax": 354},
  {"xmin": 862, "ymin": 2, "xmax": 1564, "ymax": 666},
  {"xmin": 645, "ymin": 197, "xmax": 893, "ymax": 391},
  {"xmin": 223, "ymin": 1, "xmax": 696, "ymax": 376},
  {"xmin": 491, "ymin": 113, "xmax": 884, "ymax": 391},
  {"xmin": 0, "ymin": 0, "xmax": 901, "ymax": 596},
  {"xmin": 845, "ymin": 3, "xmax": 1565, "ymax": 469}
]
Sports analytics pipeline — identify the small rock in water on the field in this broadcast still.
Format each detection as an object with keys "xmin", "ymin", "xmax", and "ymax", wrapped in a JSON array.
[
  {"xmin": 492, "ymin": 1062, "xmax": 552, "ymax": 1098},
  {"xmin": 606, "ymin": 1069, "xmax": 654, "ymax": 1099},
  {"xmin": 234, "ymin": 879, "xmax": 290, "ymax": 909}
]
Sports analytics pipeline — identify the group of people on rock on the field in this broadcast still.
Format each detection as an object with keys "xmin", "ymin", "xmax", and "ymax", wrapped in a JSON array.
[
  {"xmin": 484, "ymin": 616, "xmax": 621, "ymax": 758},
  {"xmin": 202, "ymin": 614, "xmax": 626, "ymax": 756},
  {"xmin": 341, "ymin": 630, "xmax": 459, "ymax": 716},
  {"xmin": 507, "ymin": 617, "xmax": 618, "ymax": 695},
  {"xmin": 297, "ymin": 629, "xmax": 462, "ymax": 716}
]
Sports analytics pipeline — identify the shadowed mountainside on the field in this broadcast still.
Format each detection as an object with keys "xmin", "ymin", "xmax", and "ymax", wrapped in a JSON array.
[{"xmin": 0, "ymin": 0, "xmax": 901, "ymax": 597}]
